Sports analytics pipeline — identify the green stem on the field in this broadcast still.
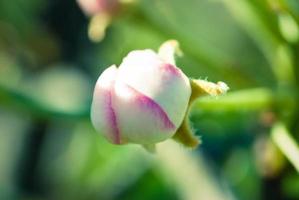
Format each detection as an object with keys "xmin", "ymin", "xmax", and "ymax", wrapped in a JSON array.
[{"xmin": 271, "ymin": 122, "xmax": 299, "ymax": 172}]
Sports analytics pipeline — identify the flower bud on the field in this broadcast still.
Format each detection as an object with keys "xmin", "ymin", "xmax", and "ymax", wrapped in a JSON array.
[
  {"xmin": 91, "ymin": 43, "xmax": 191, "ymax": 146},
  {"xmin": 77, "ymin": 0, "xmax": 119, "ymax": 16}
]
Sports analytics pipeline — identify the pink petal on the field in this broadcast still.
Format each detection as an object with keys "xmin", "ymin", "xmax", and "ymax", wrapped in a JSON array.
[
  {"xmin": 118, "ymin": 50, "xmax": 191, "ymax": 128},
  {"xmin": 113, "ymin": 80, "xmax": 176, "ymax": 144},
  {"xmin": 91, "ymin": 65, "xmax": 121, "ymax": 144}
]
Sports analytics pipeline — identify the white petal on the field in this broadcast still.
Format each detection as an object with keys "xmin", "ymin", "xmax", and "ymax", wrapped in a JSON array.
[
  {"xmin": 112, "ymin": 80, "xmax": 176, "ymax": 144},
  {"xmin": 90, "ymin": 65, "xmax": 121, "ymax": 144},
  {"xmin": 77, "ymin": 0, "xmax": 100, "ymax": 16},
  {"xmin": 118, "ymin": 50, "xmax": 191, "ymax": 128}
]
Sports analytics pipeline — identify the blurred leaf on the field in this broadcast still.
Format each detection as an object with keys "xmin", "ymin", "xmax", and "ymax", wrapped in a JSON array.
[
  {"xmin": 140, "ymin": 0, "xmax": 275, "ymax": 88},
  {"xmin": 156, "ymin": 140, "xmax": 234, "ymax": 200},
  {"xmin": 39, "ymin": 122, "xmax": 152, "ymax": 199},
  {"xmin": 0, "ymin": 52, "xmax": 22, "ymax": 88},
  {"xmin": 0, "ymin": 0, "xmax": 44, "ymax": 38},
  {"xmin": 0, "ymin": 107, "xmax": 30, "ymax": 199},
  {"xmin": 25, "ymin": 66, "xmax": 91, "ymax": 114},
  {"xmin": 223, "ymin": 149, "xmax": 261, "ymax": 200},
  {"xmin": 271, "ymin": 122, "xmax": 299, "ymax": 172},
  {"xmin": 282, "ymin": 173, "xmax": 299, "ymax": 199},
  {"xmin": 281, "ymin": 0, "xmax": 299, "ymax": 20},
  {"xmin": 222, "ymin": 0, "xmax": 295, "ymax": 84},
  {"xmin": 0, "ymin": 65, "xmax": 92, "ymax": 119}
]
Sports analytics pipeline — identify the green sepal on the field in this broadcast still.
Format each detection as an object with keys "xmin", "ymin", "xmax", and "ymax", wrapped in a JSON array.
[{"xmin": 173, "ymin": 79, "xmax": 229, "ymax": 148}]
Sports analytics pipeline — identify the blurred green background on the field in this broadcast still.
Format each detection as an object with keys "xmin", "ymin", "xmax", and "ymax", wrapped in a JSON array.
[{"xmin": 1, "ymin": 0, "xmax": 299, "ymax": 199}]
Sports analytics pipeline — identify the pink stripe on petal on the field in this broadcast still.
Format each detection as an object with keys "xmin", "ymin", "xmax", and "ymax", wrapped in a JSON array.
[
  {"xmin": 120, "ymin": 83, "xmax": 176, "ymax": 131},
  {"xmin": 136, "ymin": 95, "xmax": 176, "ymax": 130},
  {"xmin": 161, "ymin": 63, "xmax": 181, "ymax": 76},
  {"xmin": 105, "ymin": 88, "xmax": 121, "ymax": 144},
  {"xmin": 94, "ymin": 65, "xmax": 121, "ymax": 144}
]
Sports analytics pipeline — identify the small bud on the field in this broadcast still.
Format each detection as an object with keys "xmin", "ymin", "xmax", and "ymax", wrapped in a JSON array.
[
  {"xmin": 77, "ymin": 0, "xmax": 121, "ymax": 42},
  {"xmin": 91, "ymin": 41, "xmax": 191, "ymax": 147},
  {"xmin": 77, "ymin": 0, "xmax": 120, "ymax": 16},
  {"xmin": 91, "ymin": 40, "xmax": 229, "ymax": 150}
]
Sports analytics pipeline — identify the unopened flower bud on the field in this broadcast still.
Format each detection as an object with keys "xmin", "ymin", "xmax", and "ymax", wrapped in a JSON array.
[
  {"xmin": 77, "ymin": 0, "xmax": 121, "ymax": 42},
  {"xmin": 91, "ymin": 42, "xmax": 191, "ymax": 146},
  {"xmin": 77, "ymin": 0, "xmax": 119, "ymax": 16},
  {"xmin": 91, "ymin": 40, "xmax": 229, "ymax": 150}
]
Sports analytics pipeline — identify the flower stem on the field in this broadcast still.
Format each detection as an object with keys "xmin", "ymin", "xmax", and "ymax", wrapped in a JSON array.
[{"xmin": 271, "ymin": 122, "xmax": 299, "ymax": 172}]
